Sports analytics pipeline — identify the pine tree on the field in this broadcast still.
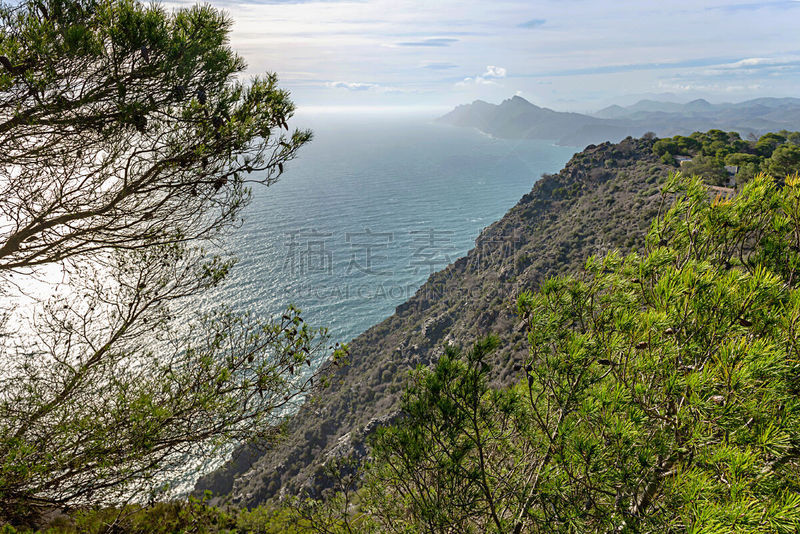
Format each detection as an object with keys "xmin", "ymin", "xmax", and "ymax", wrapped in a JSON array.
[
  {"xmin": 360, "ymin": 172, "xmax": 800, "ymax": 533},
  {"xmin": 0, "ymin": 0, "xmax": 344, "ymax": 523}
]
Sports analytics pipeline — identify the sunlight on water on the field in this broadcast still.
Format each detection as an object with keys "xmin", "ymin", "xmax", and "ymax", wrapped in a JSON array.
[
  {"xmin": 0, "ymin": 114, "xmax": 576, "ymax": 497},
  {"xmin": 193, "ymin": 115, "xmax": 576, "ymax": 345}
]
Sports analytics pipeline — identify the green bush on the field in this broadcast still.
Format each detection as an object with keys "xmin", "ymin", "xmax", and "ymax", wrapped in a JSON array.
[{"xmin": 336, "ymin": 172, "xmax": 800, "ymax": 533}]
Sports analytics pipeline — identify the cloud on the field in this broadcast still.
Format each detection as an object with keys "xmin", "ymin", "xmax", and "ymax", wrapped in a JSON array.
[
  {"xmin": 325, "ymin": 81, "xmax": 414, "ymax": 95},
  {"xmin": 708, "ymin": 1, "xmax": 800, "ymax": 12},
  {"xmin": 326, "ymin": 81, "xmax": 380, "ymax": 91},
  {"xmin": 509, "ymin": 57, "xmax": 735, "ymax": 78},
  {"xmin": 724, "ymin": 57, "xmax": 775, "ymax": 68},
  {"xmin": 208, "ymin": 0, "xmax": 800, "ymax": 109},
  {"xmin": 456, "ymin": 76, "xmax": 497, "ymax": 86},
  {"xmin": 396, "ymin": 38, "xmax": 459, "ymax": 47},
  {"xmin": 519, "ymin": 18, "xmax": 546, "ymax": 29},
  {"xmin": 421, "ymin": 61, "xmax": 459, "ymax": 70},
  {"xmin": 483, "ymin": 65, "xmax": 507, "ymax": 78},
  {"xmin": 695, "ymin": 56, "xmax": 800, "ymax": 77},
  {"xmin": 657, "ymin": 80, "xmax": 764, "ymax": 93},
  {"xmin": 456, "ymin": 65, "xmax": 508, "ymax": 87},
  {"xmin": 714, "ymin": 57, "xmax": 800, "ymax": 70}
]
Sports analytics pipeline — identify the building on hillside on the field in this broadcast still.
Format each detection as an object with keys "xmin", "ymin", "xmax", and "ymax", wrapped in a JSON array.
[
  {"xmin": 724, "ymin": 165, "xmax": 739, "ymax": 187},
  {"xmin": 724, "ymin": 165, "xmax": 739, "ymax": 176}
]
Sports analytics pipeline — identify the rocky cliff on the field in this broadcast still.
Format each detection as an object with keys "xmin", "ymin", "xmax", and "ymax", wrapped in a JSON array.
[{"xmin": 196, "ymin": 136, "xmax": 673, "ymax": 506}]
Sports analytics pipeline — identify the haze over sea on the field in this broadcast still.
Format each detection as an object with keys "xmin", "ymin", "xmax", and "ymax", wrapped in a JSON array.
[{"xmin": 200, "ymin": 114, "xmax": 576, "ymax": 345}]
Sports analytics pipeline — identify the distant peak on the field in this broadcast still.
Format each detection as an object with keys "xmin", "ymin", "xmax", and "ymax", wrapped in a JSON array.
[
  {"xmin": 456, "ymin": 99, "xmax": 493, "ymax": 110},
  {"xmin": 686, "ymin": 98, "xmax": 712, "ymax": 108},
  {"xmin": 501, "ymin": 95, "xmax": 537, "ymax": 108}
]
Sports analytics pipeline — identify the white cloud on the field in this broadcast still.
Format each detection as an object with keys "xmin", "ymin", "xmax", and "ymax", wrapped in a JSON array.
[
  {"xmin": 456, "ymin": 76, "xmax": 496, "ymax": 86},
  {"xmin": 395, "ymin": 37, "xmax": 459, "ymax": 47},
  {"xmin": 184, "ymin": 0, "xmax": 800, "ymax": 108},
  {"xmin": 326, "ymin": 81, "xmax": 380, "ymax": 91},
  {"xmin": 712, "ymin": 57, "xmax": 776, "ymax": 71},
  {"xmin": 325, "ymin": 81, "xmax": 415, "ymax": 96},
  {"xmin": 731, "ymin": 57, "xmax": 773, "ymax": 67},
  {"xmin": 657, "ymin": 80, "xmax": 764, "ymax": 93},
  {"xmin": 420, "ymin": 61, "xmax": 459, "ymax": 70},
  {"xmin": 456, "ymin": 65, "xmax": 508, "ymax": 87},
  {"xmin": 483, "ymin": 65, "xmax": 507, "ymax": 78}
]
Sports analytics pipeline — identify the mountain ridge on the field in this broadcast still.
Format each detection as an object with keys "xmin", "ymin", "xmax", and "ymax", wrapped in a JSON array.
[{"xmin": 437, "ymin": 95, "xmax": 800, "ymax": 146}]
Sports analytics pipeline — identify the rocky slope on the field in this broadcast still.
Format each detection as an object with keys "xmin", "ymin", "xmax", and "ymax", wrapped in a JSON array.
[{"xmin": 196, "ymin": 136, "xmax": 674, "ymax": 506}]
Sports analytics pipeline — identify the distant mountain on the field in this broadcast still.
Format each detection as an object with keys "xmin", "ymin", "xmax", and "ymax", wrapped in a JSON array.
[
  {"xmin": 684, "ymin": 98, "xmax": 713, "ymax": 112},
  {"xmin": 626, "ymin": 99, "xmax": 688, "ymax": 114},
  {"xmin": 594, "ymin": 104, "xmax": 626, "ymax": 119},
  {"xmin": 439, "ymin": 95, "xmax": 607, "ymax": 141},
  {"xmin": 437, "ymin": 96, "xmax": 800, "ymax": 146}
]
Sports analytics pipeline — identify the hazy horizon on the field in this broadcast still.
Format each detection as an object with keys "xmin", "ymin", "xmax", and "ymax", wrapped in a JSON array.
[{"xmin": 293, "ymin": 93, "xmax": 800, "ymax": 117}]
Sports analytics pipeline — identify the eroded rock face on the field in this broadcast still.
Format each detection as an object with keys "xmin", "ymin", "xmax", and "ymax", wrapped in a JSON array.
[
  {"xmin": 196, "ymin": 136, "xmax": 670, "ymax": 506},
  {"xmin": 299, "ymin": 410, "xmax": 404, "ymax": 499}
]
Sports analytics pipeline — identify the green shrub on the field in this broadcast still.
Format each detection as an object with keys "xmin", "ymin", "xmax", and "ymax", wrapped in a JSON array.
[{"xmin": 345, "ymin": 172, "xmax": 800, "ymax": 533}]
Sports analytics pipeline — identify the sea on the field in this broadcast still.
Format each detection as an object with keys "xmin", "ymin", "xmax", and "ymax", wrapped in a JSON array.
[{"xmin": 198, "ymin": 112, "xmax": 576, "ymax": 346}]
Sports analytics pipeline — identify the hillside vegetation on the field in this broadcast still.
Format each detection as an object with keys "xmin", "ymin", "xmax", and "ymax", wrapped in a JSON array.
[
  {"xmin": 197, "ymin": 136, "xmax": 677, "ymax": 504},
  {"xmin": 318, "ymin": 171, "xmax": 800, "ymax": 532},
  {"xmin": 20, "ymin": 135, "xmax": 800, "ymax": 533},
  {"xmin": 653, "ymin": 129, "xmax": 800, "ymax": 185}
]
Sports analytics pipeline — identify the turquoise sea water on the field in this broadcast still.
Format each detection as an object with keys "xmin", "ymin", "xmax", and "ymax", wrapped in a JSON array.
[{"xmin": 201, "ymin": 114, "xmax": 576, "ymax": 344}]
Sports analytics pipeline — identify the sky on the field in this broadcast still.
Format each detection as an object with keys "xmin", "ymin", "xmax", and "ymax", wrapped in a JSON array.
[{"xmin": 170, "ymin": 0, "xmax": 800, "ymax": 113}]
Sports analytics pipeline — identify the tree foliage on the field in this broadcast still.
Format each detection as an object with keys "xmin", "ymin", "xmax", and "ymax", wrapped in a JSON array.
[
  {"xmin": 364, "ymin": 337, "xmax": 526, "ymax": 533},
  {"xmin": 652, "ymin": 130, "xmax": 800, "ymax": 185},
  {"xmin": 319, "ymin": 172, "xmax": 800, "ymax": 533},
  {"xmin": 0, "ymin": 0, "xmax": 308, "ymax": 270},
  {"xmin": 0, "ymin": 0, "xmax": 341, "ymax": 523},
  {"xmin": 676, "ymin": 154, "xmax": 729, "ymax": 186},
  {"xmin": 766, "ymin": 145, "xmax": 800, "ymax": 179}
]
